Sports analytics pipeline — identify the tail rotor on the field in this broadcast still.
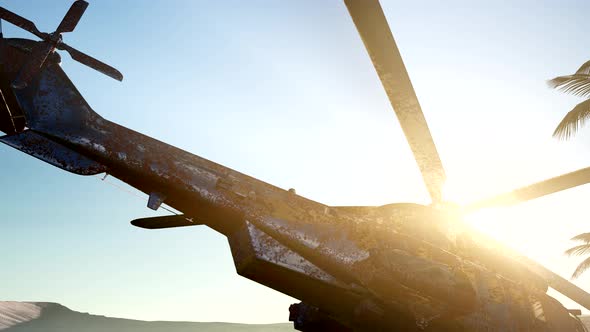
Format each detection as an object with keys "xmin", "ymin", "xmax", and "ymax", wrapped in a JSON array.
[{"xmin": 0, "ymin": 0, "xmax": 123, "ymax": 89}]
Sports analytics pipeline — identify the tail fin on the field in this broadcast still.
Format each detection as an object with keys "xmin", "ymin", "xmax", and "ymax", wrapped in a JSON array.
[
  {"xmin": 1, "ymin": 38, "xmax": 108, "ymax": 175},
  {"xmin": 1, "ymin": 38, "xmax": 100, "ymax": 138}
]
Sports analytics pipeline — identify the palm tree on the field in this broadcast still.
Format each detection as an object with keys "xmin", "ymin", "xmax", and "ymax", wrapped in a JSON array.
[
  {"xmin": 553, "ymin": 64, "xmax": 590, "ymax": 278},
  {"xmin": 565, "ymin": 233, "xmax": 590, "ymax": 278},
  {"xmin": 549, "ymin": 60, "xmax": 590, "ymax": 139}
]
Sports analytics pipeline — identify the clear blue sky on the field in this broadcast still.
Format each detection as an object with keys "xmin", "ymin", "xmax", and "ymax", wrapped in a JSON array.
[{"xmin": 2, "ymin": 0, "xmax": 590, "ymax": 324}]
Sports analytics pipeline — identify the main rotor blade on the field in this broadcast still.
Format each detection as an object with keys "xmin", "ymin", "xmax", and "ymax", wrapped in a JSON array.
[
  {"xmin": 519, "ymin": 254, "xmax": 590, "ymax": 311},
  {"xmin": 0, "ymin": 6, "xmax": 47, "ymax": 40},
  {"xmin": 12, "ymin": 42, "xmax": 55, "ymax": 89},
  {"xmin": 465, "ymin": 166, "xmax": 590, "ymax": 212},
  {"xmin": 56, "ymin": 0, "xmax": 89, "ymax": 34},
  {"xmin": 472, "ymin": 227, "xmax": 590, "ymax": 311},
  {"xmin": 344, "ymin": 0, "xmax": 446, "ymax": 203},
  {"xmin": 57, "ymin": 43, "xmax": 123, "ymax": 82}
]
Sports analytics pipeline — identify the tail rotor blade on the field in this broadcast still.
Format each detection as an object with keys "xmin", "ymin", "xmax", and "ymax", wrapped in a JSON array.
[
  {"xmin": 2, "ymin": 3, "xmax": 122, "ymax": 85},
  {"xmin": 344, "ymin": 0, "xmax": 446, "ymax": 204},
  {"xmin": 55, "ymin": 0, "xmax": 89, "ymax": 34},
  {"xmin": 0, "ymin": 6, "xmax": 47, "ymax": 40},
  {"xmin": 12, "ymin": 42, "xmax": 55, "ymax": 89},
  {"xmin": 58, "ymin": 43, "xmax": 123, "ymax": 82}
]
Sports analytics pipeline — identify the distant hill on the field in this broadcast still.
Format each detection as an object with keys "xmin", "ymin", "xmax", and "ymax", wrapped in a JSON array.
[
  {"xmin": 3, "ymin": 301, "xmax": 589, "ymax": 331},
  {"xmin": 0, "ymin": 302, "xmax": 293, "ymax": 332}
]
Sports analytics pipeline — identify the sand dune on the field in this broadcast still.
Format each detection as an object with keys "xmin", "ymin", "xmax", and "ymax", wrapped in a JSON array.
[
  {"xmin": 0, "ymin": 302, "xmax": 292, "ymax": 332},
  {"xmin": 3, "ymin": 301, "xmax": 590, "ymax": 331}
]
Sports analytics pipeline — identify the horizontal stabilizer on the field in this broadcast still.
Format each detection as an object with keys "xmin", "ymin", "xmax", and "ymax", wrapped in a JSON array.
[
  {"xmin": 131, "ymin": 215, "xmax": 201, "ymax": 229},
  {"xmin": 0, "ymin": 130, "xmax": 107, "ymax": 175}
]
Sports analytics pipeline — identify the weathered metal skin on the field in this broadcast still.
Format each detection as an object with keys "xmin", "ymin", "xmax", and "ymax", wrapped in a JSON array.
[
  {"xmin": 0, "ymin": 38, "xmax": 587, "ymax": 331},
  {"xmin": 0, "ymin": 130, "xmax": 107, "ymax": 175}
]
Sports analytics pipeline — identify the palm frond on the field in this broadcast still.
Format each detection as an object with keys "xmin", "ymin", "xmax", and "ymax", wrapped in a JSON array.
[
  {"xmin": 565, "ymin": 244, "xmax": 590, "ymax": 257},
  {"xmin": 571, "ymin": 256, "xmax": 590, "ymax": 279},
  {"xmin": 575, "ymin": 60, "xmax": 590, "ymax": 75},
  {"xmin": 571, "ymin": 232, "xmax": 590, "ymax": 243},
  {"xmin": 548, "ymin": 74, "xmax": 590, "ymax": 97},
  {"xmin": 552, "ymin": 99, "xmax": 590, "ymax": 139}
]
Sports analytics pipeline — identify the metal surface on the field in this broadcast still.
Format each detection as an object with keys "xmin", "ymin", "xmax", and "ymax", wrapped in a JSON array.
[
  {"xmin": 55, "ymin": 1, "xmax": 88, "ymax": 34},
  {"xmin": 147, "ymin": 192, "xmax": 165, "ymax": 210},
  {"xmin": 1, "ymin": 2, "xmax": 590, "ymax": 331},
  {"xmin": 0, "ymin": 130, "xmax": 107, "ymax": 175},
  {"xmin": 131, "ymin": 215, "xmax": 199, "ymax": 229}
]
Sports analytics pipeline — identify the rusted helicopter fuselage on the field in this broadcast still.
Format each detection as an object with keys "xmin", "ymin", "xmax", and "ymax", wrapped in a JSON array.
[{"xmin": 0, "ymin": 38, "xmax": 586, "ymax": 332}]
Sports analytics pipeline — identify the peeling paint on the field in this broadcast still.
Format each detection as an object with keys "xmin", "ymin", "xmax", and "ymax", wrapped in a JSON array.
[{"xmin": 1, "ymin": 37, "xmax": 588, "ymax": 332}]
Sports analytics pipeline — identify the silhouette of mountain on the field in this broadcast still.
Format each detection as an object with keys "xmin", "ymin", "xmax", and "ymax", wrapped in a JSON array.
[
  {"xmin": 3, "ymin": 301, "xmax": 589, "ymax": 331},
  {"xmin": 0, "ymin": 302, "xmax": 292, "ymax": 331}
]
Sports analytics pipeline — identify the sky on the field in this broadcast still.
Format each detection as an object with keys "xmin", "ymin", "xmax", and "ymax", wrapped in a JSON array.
[{"xmin": 1, "ymin": 0, "xmax": 590, "ymax": 324}]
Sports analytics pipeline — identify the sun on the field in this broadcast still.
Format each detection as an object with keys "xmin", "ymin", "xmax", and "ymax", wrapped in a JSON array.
[{"xmin": 442, "ymin": 178, "xmax": 523, "ymax": 247}]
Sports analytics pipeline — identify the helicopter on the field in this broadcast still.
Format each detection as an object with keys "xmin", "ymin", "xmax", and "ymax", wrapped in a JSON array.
[{"xmin": 2, "ymin": 0, "xmax": 590, "ymax": 331}]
